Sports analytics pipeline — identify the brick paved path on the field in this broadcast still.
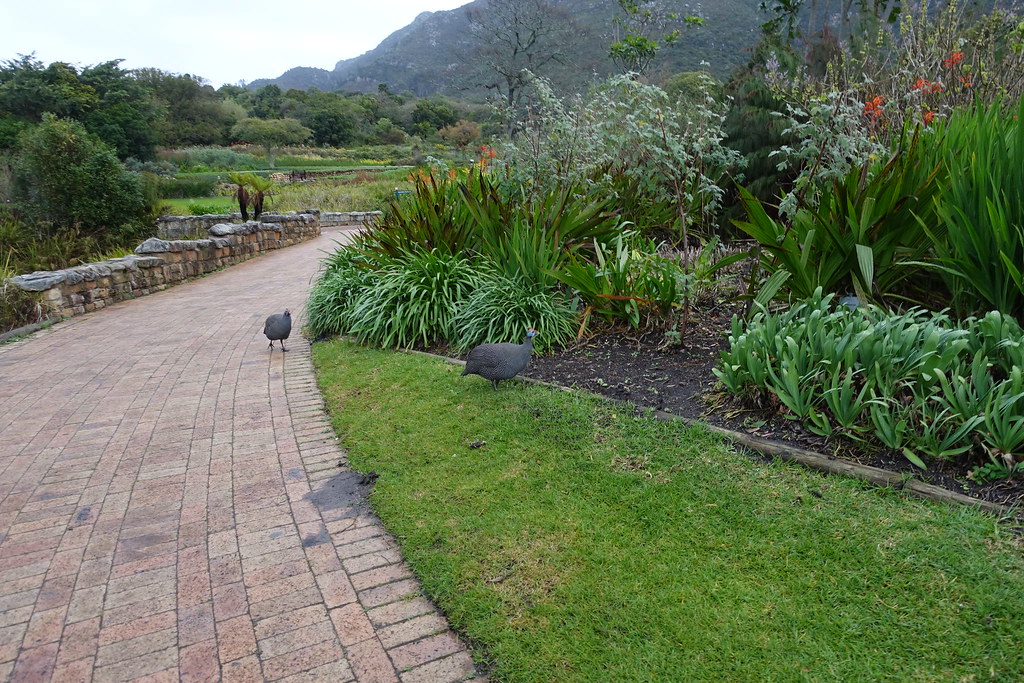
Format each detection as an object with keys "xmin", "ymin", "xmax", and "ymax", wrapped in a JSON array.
[{"xmin": 0, "ymin": 226, "xmax": 482, "ymax": 682}]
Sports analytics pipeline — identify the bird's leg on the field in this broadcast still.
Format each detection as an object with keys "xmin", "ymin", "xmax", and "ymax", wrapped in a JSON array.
[
  {"xmin": 491, "ymin": 379, "xmax": 499, "ymax": 391},
  {"xmin": 268, "ymin": 340, "xmax": 274, "ymax": 350},
  {"xmin": 281, "ymin": 342, "xmax": 288, "ymax": 352}
]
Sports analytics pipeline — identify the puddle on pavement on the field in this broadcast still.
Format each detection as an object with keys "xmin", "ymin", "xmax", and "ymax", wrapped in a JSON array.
[{"xmin": 304, "ymin": 470, "xmax": 377, "ymax": 521}]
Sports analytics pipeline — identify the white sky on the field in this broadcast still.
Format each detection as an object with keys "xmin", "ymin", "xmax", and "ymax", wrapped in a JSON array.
[{"xmin": 2, "ymin": 1, "xmax": 471, "ymax": 88}]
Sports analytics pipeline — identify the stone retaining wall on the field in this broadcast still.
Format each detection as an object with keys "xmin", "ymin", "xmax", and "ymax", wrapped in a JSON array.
[
  {"xmin": 319, "ymin": 211, "xmax": 381, "ymax": 227},
  {"xmin": 157, "ymin": 210, "xmax": 380, "ymax": 238},
  {"xmin": 157, "ymin": 214, "xmax": 236, "ymax": 239},
  {"xmin": 9, "ymin": 213, "xmax": 323, "ymax": 319}
]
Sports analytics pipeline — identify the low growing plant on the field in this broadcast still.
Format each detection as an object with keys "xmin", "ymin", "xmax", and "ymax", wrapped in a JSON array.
[
  {"xmin": 715, "ymin": 288, "xmax": 1024, "ymax": 473},
  {"xmin": 344, "ymin": 247, "xmax": 489, "ymax": 349},
  {"xmin": 449, "ymin": 275, "xmax": 577, "ymax": 353}
]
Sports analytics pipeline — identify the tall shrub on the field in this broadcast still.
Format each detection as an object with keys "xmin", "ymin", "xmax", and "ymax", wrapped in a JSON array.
[{"xmin": 12, "ymin": 114, "xmax": 144, "ymax": 241}]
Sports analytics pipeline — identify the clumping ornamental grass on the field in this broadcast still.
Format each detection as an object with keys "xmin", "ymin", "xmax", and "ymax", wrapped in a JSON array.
[{"xmin": 313, "ymin": 340, "xmax": 1024, "ymax": 682}]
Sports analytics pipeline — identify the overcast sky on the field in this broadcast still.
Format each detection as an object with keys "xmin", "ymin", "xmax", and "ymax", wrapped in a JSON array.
[{"xmin": 3, "ymin": 0, "xmax": 471, "ymax": 88}]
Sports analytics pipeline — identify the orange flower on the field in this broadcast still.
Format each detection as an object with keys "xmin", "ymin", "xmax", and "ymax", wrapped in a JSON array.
[
  {"xmin": 923, "ymin": 110, "xmax": 935, "ymax": 125},
  {"xmin": 914, "ymin": 78, "xmax": 943, "ymax": 93},
  {"xmin": 863, "ymin": 95, "xmax": 884, "ymax": 119},
  {"xmin": 959, "ymin": 76, "xmax": 974, "ymax": 87},
  {"xmin": 943, "ymin": 51, "xmax": 965, "ymax": 67}
]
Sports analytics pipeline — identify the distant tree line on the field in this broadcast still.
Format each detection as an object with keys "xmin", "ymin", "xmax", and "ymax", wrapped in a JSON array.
[{"xmin": 0, "ymin": 55, "xmax": 494, "ymax": 163}]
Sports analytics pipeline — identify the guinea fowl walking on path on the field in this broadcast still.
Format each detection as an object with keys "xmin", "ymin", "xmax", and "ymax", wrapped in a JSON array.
[
  {"xmin": 462, "ymin": 329, "xmax": 537, "ymax": 390},
  {"xmin": 264, "ymin": 309, "xmax": 292, "ymax": 351}
]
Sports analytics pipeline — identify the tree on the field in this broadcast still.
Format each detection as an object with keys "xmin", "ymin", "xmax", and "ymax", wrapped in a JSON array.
[
  {"xmin": 78, "ymin": 61, "xmax": 158, "ymax": 160},
  {"xmin": 13, "ymin": 114, "xmax": 144, "ymax": 240},
  {"xmin": 411, "ymin": 97, "xmax": 457, "ymax": 133},
  {"xmin": 465, "ymin": 0, "xmax": 580, "ymax": 135},
  {"xmin": 247, "ymin": 84, "xmax": 284, "ymax": 119},
  {"xmin": 438, "ymin": 119, "xmax": 481, "ymax": 148},
  {"xmin": 298, "ymin": 91, "xmax": 360, "ymax": 146},
  {"xmin": 0, "ymin": 55, "xmax": 95, "ymax": 123},
  {"xmin": 609, "ymin": 0, "xmax": 704, "ymax": 76},
  {"xmin": 0, "ymin": 56, "xmax": 157, "ymax": 159},
  {"xmin": 230, "ymin": 117, "xmax": 311, "ymax": 167},
  {"xmin": 136, "ymin": 69, "xmax": 238, "ymax": 147}
]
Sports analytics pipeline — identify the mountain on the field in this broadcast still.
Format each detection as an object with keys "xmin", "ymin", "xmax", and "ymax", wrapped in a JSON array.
[{"xmin": 249, "ymin": 0, "xmax": 768, "ymax": 96}]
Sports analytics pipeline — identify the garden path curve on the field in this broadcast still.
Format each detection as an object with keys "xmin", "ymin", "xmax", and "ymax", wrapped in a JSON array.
[{"xmin": 0, "ymin": 225, "xmax": 482, "ymax": 682}]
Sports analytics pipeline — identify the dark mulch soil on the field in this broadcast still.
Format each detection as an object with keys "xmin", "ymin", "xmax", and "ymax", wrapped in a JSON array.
[{"xmin": 518, "ymin": 302, "xmax": 1024, "ymax": 511}]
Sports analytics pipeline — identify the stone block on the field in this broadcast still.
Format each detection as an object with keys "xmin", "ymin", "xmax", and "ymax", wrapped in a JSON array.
[{"xmin": 9, "ymin": 271, "xmax": 65, "ymax": 292}]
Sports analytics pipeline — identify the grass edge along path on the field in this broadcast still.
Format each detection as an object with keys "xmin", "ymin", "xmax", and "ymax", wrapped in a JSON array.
[{"xmin": 313, "ymin": 339, "xmax": 1024, "ymax": 683}]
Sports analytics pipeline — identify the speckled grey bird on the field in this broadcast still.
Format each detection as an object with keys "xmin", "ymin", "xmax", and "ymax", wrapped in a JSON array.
[
  {"xmin": 264, "ymin": 309, "xmax": 292, "ymax": 351},
  {"xmin": 461, "ymin": 329, "xmax": 537, "ymax": 390}
]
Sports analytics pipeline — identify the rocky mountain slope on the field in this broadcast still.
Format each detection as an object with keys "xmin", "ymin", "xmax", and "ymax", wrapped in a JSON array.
[{"xmin": 249, "ymin": 0, "xmax": 766, "ymax": 96}]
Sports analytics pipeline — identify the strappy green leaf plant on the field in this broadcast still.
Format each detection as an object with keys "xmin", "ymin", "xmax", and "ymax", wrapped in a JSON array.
[
  {"xmin": 919, "ymin": 97, "xmax": 1024, "ymax": 317},
  {"xmin": 733, "ymin": 127, "xmax": 944, "ymax": 305},
  {"xmin": 715, "ymin": 288, "xmax": 1024, "ymax": 473}
]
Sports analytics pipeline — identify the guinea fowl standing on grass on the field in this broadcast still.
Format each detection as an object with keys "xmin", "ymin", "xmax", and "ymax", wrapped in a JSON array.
[
  {"xmin": 264, "ymin": 310, "xmax": 292, "ymax": 352},
  {"xmin": 462, "ymin": 329, "xmax": 537, "ymax": 390}
]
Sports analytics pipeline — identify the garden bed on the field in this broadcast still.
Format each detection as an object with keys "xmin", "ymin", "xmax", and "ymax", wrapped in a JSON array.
[{"xmin": 515, "ymin": 303, "xmax": 1024, "ymax": 511}]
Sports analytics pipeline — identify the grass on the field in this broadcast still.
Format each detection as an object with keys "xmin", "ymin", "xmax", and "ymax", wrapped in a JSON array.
[
  {"xmin": 273, "ymin": 176, "xmax": 409, "ymax": 214},
  {"xmin": 160, "ymin": 196, "xmax": 237, "ymax": 215},
  {"xmin": 313, "ymin": 340, "xmax": 1024, "ymax": 682}
]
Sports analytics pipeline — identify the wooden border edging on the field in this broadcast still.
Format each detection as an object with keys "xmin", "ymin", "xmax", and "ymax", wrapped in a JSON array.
[{"xmin": 400, "ymin": 347, "xmax": 1019, "ymax": 520}]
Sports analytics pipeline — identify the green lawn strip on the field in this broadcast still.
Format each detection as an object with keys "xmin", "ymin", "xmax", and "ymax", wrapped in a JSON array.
[
  {"xmin": 160, "ymin": 196, "xmax": 236, "ymax": 214},
  {"xmin": 313, "ymin": 340, "xmax": 1024, "ymax": 682}
]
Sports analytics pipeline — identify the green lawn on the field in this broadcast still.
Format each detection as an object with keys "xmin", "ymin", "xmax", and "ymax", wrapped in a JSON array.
[
  {"xmin": 313, "ymin": 340, "xmax": 1024, "ymax": 682},
  {"xmin": 160, "ymin": 196, "xmax": 236, "ymax": 215}
]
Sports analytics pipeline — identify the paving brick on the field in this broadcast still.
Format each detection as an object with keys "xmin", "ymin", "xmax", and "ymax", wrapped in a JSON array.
[
  {"xmin": 212, "ymin": 581, "xmax": 249, "ymax": 621},
  {"xmin": 343, "ymin": 549, "xmax": 404, "ymax": 575},
  {"xmin": 12, "ymin": 641, "xmax": 60, "ymax": 681},
  {"xmin": 330, "ymin": 603, "xmax": 377, "ymax": 647},
  {"xmin": 351, "ymin": 564, "xmax": 414, "ymax": 592},
  {"xmin": 94, "ymin": 645, "xmax": 177, "ymax": 681},
  {"xmin": 388, "ymin": 632, "xmax": 465, "ymax": 671},
  {"xmin": 221, "ymin": 654, "xmax": 262, "ymax": 682},
  {"xmin": 254, "ymin": 605, "xmax": 328, "ymax": 642},
  {"xmin": 179, "ymin": 639, "xmax": 219, "ymax": 683},
  {"xmin": 99, "ymin": 610, "xmax": 176, "ymax": 647},
  {"xmin": 101, "ymin": 592, "xmax": 175, "ymax": 628},
  {"xmin": 280, "ymin": 659, "xmax": 355, "ymax": 681},
  {"xmin": 377, "ymin": 613, "xmax": 450, "ymax": 650},
  {"xmin": 95, "ymin": 628, "xmax": 177, "ymax": 667},
  {"xmin": 366, "ymin": 599, "xmax": 439, "ymax": 629},
  {"xmin": 248, "ymin": 587, "xmax": 323, "ymax": 622},
  {"xmin": 55, "ymin": 616, "xmax": 99, "ymax": 664},
  {"xmin": 209, "ymin": 553, "xmax": 244, "ymax": 587},
  {"xmin": 261, "ymin": 639, "xmax": 347, "ymax": 681},
  {"xmin": 23, "ymin": 605, "xmax": 68, "ymax": 646},
  {"xmin": 178, "ymin": 603, "xmax": 217, "ymax": 647},
  {"xmin": 399, "ymin": 651, "xmax": 478, "ymax": 683},
  {"xmin": 216, "ymin": 615, "xmax": 258, "ymax": 664},
  {"xmin": 243, "ymin": 558, "xmax": 308, "ymax": 588},
  {"xmin": 345, "ymin": 638, "xmax": 400, "ymax": 683},
  {"xmin": 317, "ymin": 570, "xmax": 358, "ymax": 608},
  {"xmin": 358, "ymin": 579, "xmax": 421, "ymax": 609},
  {"xmin": 50, "ymin": 655, "xmax": 95, "ymax": 683},
  {"xmin": 258, "ymin": 620, "xmax": 336, "ymax": 659},
  {"xmin": 246, "ymin": 573, "xmax": 316, "ymax": 605}
]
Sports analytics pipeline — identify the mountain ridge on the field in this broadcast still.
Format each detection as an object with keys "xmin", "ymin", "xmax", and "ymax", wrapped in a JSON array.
[{"xmin": 248, "ymin": 0, "xmax": 766, "ymax": 96}]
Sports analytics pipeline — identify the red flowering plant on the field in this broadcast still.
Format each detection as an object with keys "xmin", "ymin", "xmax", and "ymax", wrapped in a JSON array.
[{"xmin": 763, "ymin": 1, "xmax": 1023, "ymax": 150}]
